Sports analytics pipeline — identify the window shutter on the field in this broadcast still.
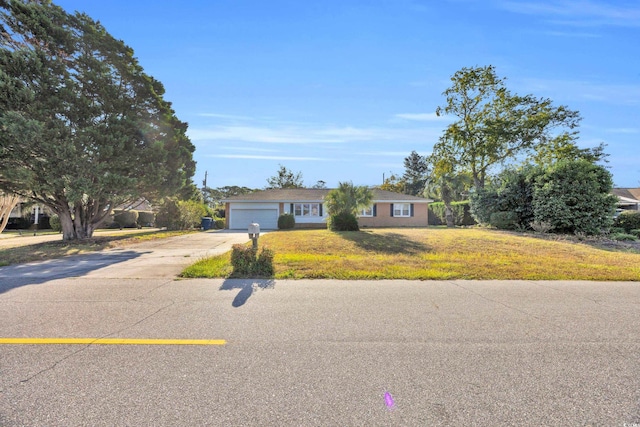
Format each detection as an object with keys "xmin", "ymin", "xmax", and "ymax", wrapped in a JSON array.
[
  {"xmin": 390, "ymin": 204, "xmax": 394, "ymax": 217},
  {"xmin": 410, "ymin": 204, "xmax": 414, "ymax": 217},
  {"xmin": 290, "ymin": 203, "xmax": 294, "ymax": 214},
  {"xmin": 319, "ymin": 204, "xmax": 323, "ymax": 216},
  {"xmin": 373, "ymin": 204, "xmax": 377, "ymax": 217}
]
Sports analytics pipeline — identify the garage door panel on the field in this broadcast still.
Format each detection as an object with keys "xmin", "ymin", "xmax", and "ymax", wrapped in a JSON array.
[{"xmin": 230, "ymin": 209, "xmax": 278, "ymax": 230}]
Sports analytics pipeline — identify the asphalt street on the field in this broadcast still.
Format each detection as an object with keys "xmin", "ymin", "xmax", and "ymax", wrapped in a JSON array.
[{"xmin": 0, "ymin": 232, "xmax": 639, "ymax": 426}]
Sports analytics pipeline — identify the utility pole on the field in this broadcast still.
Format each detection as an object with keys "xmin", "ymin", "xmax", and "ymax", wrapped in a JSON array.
[{"xmin": 202, "ymin": 171, "xmax": 208, "ymax": 189}]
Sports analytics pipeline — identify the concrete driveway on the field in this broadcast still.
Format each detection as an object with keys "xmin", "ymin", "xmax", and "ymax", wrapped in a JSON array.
[{"xmin": 0, "ymin": 230, "xmax": 250, "ymax": 282}]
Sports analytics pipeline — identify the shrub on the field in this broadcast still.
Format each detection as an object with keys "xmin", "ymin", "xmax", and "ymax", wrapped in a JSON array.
[
  {"xmin": 230, "ymin": 244, "xmax": 274, "ymax": 277},
  {"xmin": 214, "ymin": 218, "xmax": 225, "ymax": 229},
  {"xmin": 611, "ymin": 232, "xmax": 638, "ymax": 242},
  {"xmin": 155, "ymin": 199, "xmax": 180, "ymax": 229},
  {"xmin": 277, "ymin": 213, "xmax": 295, "ymax": 229},
  {"xmin": 470, "ymin": 167, "xmax": 539, "ymax": 229},
  {"xmin": 255, "ymin": 247, "xmax": 275, "ymax": 276},
  {"xmin": 156, "ymin": 199, "xmax": 207, "ymax": 230},
  {"xmin": 613, "ymin": 211, "xmax": 640, "ymax": 233},
  {"xmin": 530, "ymin": 220, "xmax": 553, "ymax": 234},
  {"xmin": 630, "ymin": 229, "xmax": 640, "ymax": 238},
  {"xmin": 430, "ymin": 201, "xmax": 476, "ymax": 226},
  {"xmin": 489, "ymin": 211, "xmax": 518, "ymax": 230},
  {"xmin": 113, "ymin": 210, "xmax": 139, "ymax": 228},
  {"xmin": 230, "ymin": 244, "xmax": 256, "ymax": 275},
  {"xmin": 609, "ymin": 227, "xmax": 625, "ymax": 234},
  {"xmin": 328, "ymin": 212, "xmax": 359, "ymax": 231},
  {"xmin": 532, "ymin": 160, "xmax": 617, "ymax": 235},
  {"xmin": 137, "ymin": 211, "xmax": 155, "ymax": 227},
  {"xmin": 49, "ymin": 214, "xmax": 62, "ymax": 232}
]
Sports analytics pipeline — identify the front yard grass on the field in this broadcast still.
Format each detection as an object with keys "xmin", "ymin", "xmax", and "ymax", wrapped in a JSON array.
[{"xmin": 181, "ymin": 228, "xmax": 640, "ymax": 280}]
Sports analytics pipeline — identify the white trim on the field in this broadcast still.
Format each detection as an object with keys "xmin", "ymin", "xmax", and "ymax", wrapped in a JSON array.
[
  {"xmin": 359, "ymin": 205, "xmax": 374, "ymax": 217},
  {"xmin": 393, "ymin": 203, "xmax": 411, "ymax": 217}
]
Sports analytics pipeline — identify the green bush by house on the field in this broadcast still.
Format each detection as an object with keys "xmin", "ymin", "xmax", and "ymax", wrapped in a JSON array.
[
  {"xmin": 328, "ymin": 212, "xmax": 359, "ymax": 231},
  {"xmin": 137, "ymin": 211, "xmax": 155, "ymax": 227},
  {"xmin": 113, "ymin": 210, "xmax": 139, "ymax": 228},
  {"xmin": 278, "ymin": 213, "xmax": 295, "ymax": 229},
  {"xmin": 613, "ymin": 211, "xmax": 640, "ymax": 233}
]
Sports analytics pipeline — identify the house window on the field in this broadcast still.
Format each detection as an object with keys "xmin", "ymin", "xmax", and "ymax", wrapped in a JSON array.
[
  {"xmin": 359, "ymin": 205, "xmax": 374, "ymax": 217},
  {"xmin": 393, "ymin": 203, "xmax": 411, "ymax": 217},
  {"xmin": 293, "ymin": 203, "xmax": 321, "ymax": 217}
]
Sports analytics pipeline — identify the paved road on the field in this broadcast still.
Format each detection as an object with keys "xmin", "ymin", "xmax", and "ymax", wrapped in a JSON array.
[
  {"xmin": 1, "ymin": 232, "xmax": 639, "ymax": 425},
  {"xmin": 1, "ymin": 274, "xmax": 639, "ymax": 426}
]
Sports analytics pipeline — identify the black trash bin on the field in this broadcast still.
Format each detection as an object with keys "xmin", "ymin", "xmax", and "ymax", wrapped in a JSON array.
[{"xmin": 201, "ymin": 217, "xmax": 213, "ymax": 230}]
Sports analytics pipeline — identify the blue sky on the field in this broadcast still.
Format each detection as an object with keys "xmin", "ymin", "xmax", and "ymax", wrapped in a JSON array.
[{"xmin": 55, "ymin": 0, "xmax": 639, "ymax": 189}]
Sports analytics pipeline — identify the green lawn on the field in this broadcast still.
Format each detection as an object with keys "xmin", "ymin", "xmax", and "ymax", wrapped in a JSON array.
[{"xmin": 181, "ymin": 228, "xmax": 640, "ymax": 281}]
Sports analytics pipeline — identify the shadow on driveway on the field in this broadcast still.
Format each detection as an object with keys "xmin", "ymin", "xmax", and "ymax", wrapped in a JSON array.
[
  {"xmin": 0, "ymin": 250, "xmax": 148, "ymax": 294},
  {"xmin": 219, "ymin": 279, "xmax": 275, "ymax": 307}
]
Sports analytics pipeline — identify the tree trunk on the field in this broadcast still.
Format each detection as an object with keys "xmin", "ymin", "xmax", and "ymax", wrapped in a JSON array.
[
  {"xmin": 444, "ymin": 203, "xmax": 455, "ymax": 227},
  {"xmin": 57, "ymin": 200, "xmax": 111, "ymax": 240},
  {"xmin": 0, "ymin": 193, "xmax": 20, "ymax": 233},
  {"xmin": 58, "ymin": 206, "xmax": 96, "ymax": 240}
]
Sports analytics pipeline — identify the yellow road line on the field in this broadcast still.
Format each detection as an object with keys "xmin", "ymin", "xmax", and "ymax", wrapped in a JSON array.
[{"xmin": 0, "ymin": 338, "xmax": 226, "ymax": 345}]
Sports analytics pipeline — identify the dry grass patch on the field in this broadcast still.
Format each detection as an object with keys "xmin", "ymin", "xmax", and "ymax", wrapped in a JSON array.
[
  {"xmin": 0, "ymin": 230, "xmax": 195, "ymax": 266},
  {"xmin": 182, "ymin": 228, "xmax": 640, "ymax": 280}
]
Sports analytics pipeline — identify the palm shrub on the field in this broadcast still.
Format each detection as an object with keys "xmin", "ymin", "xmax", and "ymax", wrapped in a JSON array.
[{"xmin": 325, "ymin": 181, "xmax": 372, "ymax": 232}]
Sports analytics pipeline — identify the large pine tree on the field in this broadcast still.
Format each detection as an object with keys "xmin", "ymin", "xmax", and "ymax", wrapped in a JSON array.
[{"xmin": 0, "ymin": 0, "xmax": 195, "ymax": 240}]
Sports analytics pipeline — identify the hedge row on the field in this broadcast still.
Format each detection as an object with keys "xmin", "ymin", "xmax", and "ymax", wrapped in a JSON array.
[{"xmin": 428, "ymin": 201, "xmax": 476, "ymax": 226}]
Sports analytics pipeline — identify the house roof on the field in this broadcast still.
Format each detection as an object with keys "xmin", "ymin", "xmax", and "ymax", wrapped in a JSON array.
[
  {"xmin": 223, "ymin": 188, "xmax": 432, "ymax": 203},
  {"xmin": 612, "ymin": 188, "xmax": 640, "ymax": 204}
]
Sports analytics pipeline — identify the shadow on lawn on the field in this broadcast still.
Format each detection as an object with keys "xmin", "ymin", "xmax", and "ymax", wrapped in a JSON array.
[
  {"xmin": 341, "ymin": 230, "xmax": 430, "ymax": 254},
  {"xmin": 219, "ymin": 279, "xmax": 275, "ymax": 308}
]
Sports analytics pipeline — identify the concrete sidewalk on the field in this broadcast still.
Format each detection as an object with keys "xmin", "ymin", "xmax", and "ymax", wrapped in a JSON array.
[{"xmin": 0, "ymin": 230, "xmax": 251, "ymax": 280}]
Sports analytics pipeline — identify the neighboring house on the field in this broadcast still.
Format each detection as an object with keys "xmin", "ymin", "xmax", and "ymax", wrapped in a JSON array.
[
  {"xmin": 223, "ymin": 188, "xmax": 432, "ymax": 230},
  {"xmin": 612, "ymin": 188, "xmax": 640, "ymax": 212}
]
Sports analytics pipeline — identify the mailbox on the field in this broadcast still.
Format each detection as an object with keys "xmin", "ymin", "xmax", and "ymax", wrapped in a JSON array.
[
  {"xmin": 248, "ymin": 223, "xmax": 260, "ymax": 238},
  {"xmin": 248, "ymin": 223, "xmax": 260, "ymax": 249}
]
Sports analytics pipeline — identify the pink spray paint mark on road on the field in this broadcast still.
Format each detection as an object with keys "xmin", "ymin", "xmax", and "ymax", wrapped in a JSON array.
[{"xmin": 384, "ymin": 391, "xmax": 395, "ymax": 409}]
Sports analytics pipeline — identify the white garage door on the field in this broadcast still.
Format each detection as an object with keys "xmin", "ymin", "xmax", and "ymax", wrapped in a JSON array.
[{"xmin": 230, "ymin": 209, "xmax": 278, "ymax": 230}]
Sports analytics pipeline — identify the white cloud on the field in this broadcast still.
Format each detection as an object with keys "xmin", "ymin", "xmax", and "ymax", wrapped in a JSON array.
[
  {"xmin": 542, "ymin": 30, "xmax": 601, "ymax": 38},
  {"xmin": 394, "ymin": 112, "xmax": 450, "ymax": 122},
  {"xmin": 358, "ymin": 151, "xmax": 418, "ymax": 157},
  {"xmin": 188, "ymin": 124, "xmax": 444, "ymax": 145},
  {"xmin": 517, "ymin": 78, "xmax": 640, "ymax": 106},
  {"xmin": 217, "ymin": 146, "xmax": 279, "ymax": 152},
  {"xmin": 605, "ymin": 128, "xmax": 640, "ymax": 134},
  {"xmin": 207, "ymin": 154, "xmax": 332, "ymax": 161},
  {"xmin": 196, "ymin": 113, "xmax": 255, "ymax": 121},
  {"xmin": 498, "ymin": 0, "xmax": 640, "ymax": 27}
]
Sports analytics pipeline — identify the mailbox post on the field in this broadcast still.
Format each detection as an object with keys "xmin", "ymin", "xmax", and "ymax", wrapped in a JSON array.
[{"xmin": 248, "ymin": 223, "xmax": 260, "ymax": 249}]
